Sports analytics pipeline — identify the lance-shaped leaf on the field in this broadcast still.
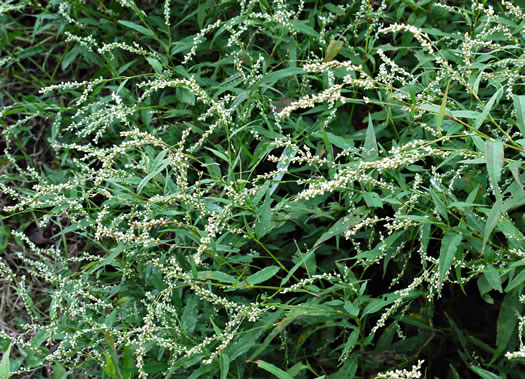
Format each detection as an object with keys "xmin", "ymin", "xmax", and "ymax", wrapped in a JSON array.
[
  {"xmin": 439, "ymin": 230, "xmax": 462, "ymax": 285},
  {"xmin": 485, "ymin": 139, "xmax": 504, "ymax": 204},
  {"xmin": 513, "ymin": 95, "xmax": 525, "ymax": 137},
  {"xmin": 324, "ymin": 39, "xmax": 344, "ymax": 62}
]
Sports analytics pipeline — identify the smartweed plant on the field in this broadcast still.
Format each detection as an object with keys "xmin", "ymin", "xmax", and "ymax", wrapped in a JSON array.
[{"xmin": 0, "ymin": 0, "xmax": 524, "ymax": 377}]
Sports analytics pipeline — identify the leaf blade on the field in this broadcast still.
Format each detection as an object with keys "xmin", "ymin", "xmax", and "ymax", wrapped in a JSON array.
[
  {"xmin": 244, "ymin": 266, "xmax": 279, "ymax": 286},
  {"xmin": 437, "ymin": 80, "xmax": 450, "ymax": 133},
  {"xmin": 118, "ymin": 20, "xmax": 155, "ymax": 38},
  {"xmin": 439, "ymin": 230, "xmax": 463, "ymax": 285},
  {"xmin": 324, "ymin": 40, "xmax": 344, "ymax": 62},
  {"xmin": 0, "ymin": 343, "xmax": 11, "ymax": 379},
  {"xmin": 485, "ymin": 139, "xmax": 504, "ymax": 203},
  {"xmin": 255, "ymin": 360, "xmax": 294, "ymax": 379}
]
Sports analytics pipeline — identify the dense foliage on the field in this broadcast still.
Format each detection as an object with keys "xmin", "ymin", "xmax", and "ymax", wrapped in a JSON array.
[{"xmin": 1, "ymin": 0, "xmax": 524, "ymax": 377}]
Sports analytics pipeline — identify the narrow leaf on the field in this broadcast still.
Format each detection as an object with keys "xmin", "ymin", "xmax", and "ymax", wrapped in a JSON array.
[
  {"xmin": 104, "ymin": 351, "xmax": 116, "ymax": 378},
  {"xmin": 505, "ymin": 268, "xmax": 525, "ymax": 292},
  {"xmin": 324, "ymin": 40, "xmax": 344, "ymax": 62},
  {"xmin": 244, "ymin": 266, "xmax": 279, "ymax": 286},
  {"xmin": 220, "ymin": 353, "xmax": 230, "ymax": 379},
  {"xmin": 513, "ymin": 95, "xmax": 525, "ymax": 137},
  {"xmin": 255, "ymin": 360, "xmax": 294, "ymax": 379},
  {"xmin": 363, "ymin": 117, "xmax": 378, "ymax": 159},
  {"xmin": 439, "ymin": 230, "xmax": 462, "ymax": 285},
  {"xmin": 255, "ymin": 188, "xmax": 272, "ymax": 239},
  {"xmin": 437, "ymin": 80, "xmax": 450, "ymax": 133},
  {"xmin": 494, "ymin": 291, "xmax": 520, "ymax": 359},
  {"xmin": 508, "ymin": 161, "xmax": 523, "ymax": 191},
  {"xmin": 269, "ymin": 146, "xmax": 297, "ymax": 196},
  {"xmin": 261, "ymin": 68, "xmax": 304, "ymax": 86},
  {"xmin": 118, "ymin": 20, "xmax": 155, "ymax": 38},
  {"xmin": 474, "ymin": 87, "xmax": 503, "ymax": 129},
  {"xmin": 197, "ymin": 271, "xmax": 236, "ymax": 284},
  {"xmin": 482, "ymin": 201, "xmax": 500, "ymax": 255},
  {"xmin": 470, "ymin": 366, "xmax": 502, "ymax": 379},
  {"xmin": 280, "ymin": 247, "xmax": 317, "ymax": 286},
  {"xmin": 0, "ymin": 343, "xmax": 11, "ymax": 379},
  {"xmin": 483, "ymin": 265, "xmax": 503, "ymax": 293},
  {"xmin": 314, "ymin": 215, "xmax": 361, "ymax": 248},
  {"xmin": 137, "ymin": 159, "xmax": 170, "ymax": 194},
  {"xmin": 485, "ymin": 139, "xmax": 504, "ymax": 203}
]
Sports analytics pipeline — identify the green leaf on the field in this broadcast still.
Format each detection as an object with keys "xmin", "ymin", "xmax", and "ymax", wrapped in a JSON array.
[
  {"xmin": 248, "ymin": 316, "xmax": 295, "ymax": 361},
  {"xmin": 269, "ymin": 146, "xmax": 297, "ymax": 196},
  {"xmin": 437, "ymin": 80, "xmax": 450, "ymax": 133},
  {"xmin": 314, "ymin": 215, "xmax": 361, "ymax": 248},
  {"xmin": 123, "ymin": 344, "xmax": 134, "ymax": 379},
  {"xmin": 118, "ymin": 20, "xmax": 155, "ymax": 38},
  {"xmin": 290, "ymin": 20, "xmax": 320, "ymax": 38},
  {"xmin": 104, "ymin": 351, "xmax": 117, "ymax": 378},
  {"xmin": 261, "ymin": 68, "xmax": 304, "ymax": 86},
  {"xmin": 137, "ymin": 152, "xmax": 170, "ymax": 194},
  {"xmin": 62, "ymin": 45, "xmax": 81, "ymax": 71},
  {"xmin": 104, "ymin": 331, "xmax": 123, "ymax": 379},
  {"xmin": 449, "ymin": 364, "xmax": 461, "ymax": 379},
  {"xmin": 187, "ymin": 365, "xmax": 215, "ymax": 379},
  {"xmin": 483, "ymin": 265, "xmax": 503, "ymax": 293},
  {"xmin": 448, "ymin": 201, "xmax": 487, "ymax": 209},
  {"xmin": 244, "ymin": 266, "xmax": 279, "ymax": 286},
  {"xmin": 494, "ymin": 291, "xmax": 520, "ymax": 359},
  {"xmin": 439, "ymin": 230, "xmax": 462, "ymax": 285},
  {"xmin": 503, "ymin": 190, "xmax": 525, "ymax": 212},
  {"xmin": 146, "ymin": 57, "xmax": 162, "ymax": 74},
  {"xmin": 505, "ymin": 268, "xmax": 525, "ymax": 292},
  {"xmin": 430, "ymin": 189, "xmax": 449, "ymax": 222},
  {"xmin": 485, "ymin": 139, "xmax": 504, "ymax": 203},
  {"xmin": 363, "ymin": 192, "xmax": 383, "ymax": 208},
  {"xmin": 181, "ymin": 295, "xmax": 199, "ymax": 334},
  {"xmin": 482, "ymin": 203, "xmax": 500, "ymax": 255},
  {"xmin": 362, "ymin": 293, "xmax": 399, "ymax": 316},
  {"xmin": 0, "ymin": 226, "xmax": 9, "ymax": 251},
  {"xmin": 286, "ymin": 362, "xmax": 308, "ymax": 377},
  {"xmin": 344, "ymin": 300, "xmax": 359, "ymax": 317},
  {"xmin": 0, "ymin": 343, "xmax": 11, "ymax": 379},
  {"xmin": 341, "ymin": 328, "xmax": 359, "ymax": 357},
  {"xmin": 255, "ymin": 188, "xmax": 272, "ymax": 239},
  {"xmin": 88, "ymin": 243, "xmax": 125, "ymax": 274},
  {"xmin": 512, "ymin": 95, "xmax": 525, "ymax": 137},
  {"xmin": 259, "ymin": 0, "xmax": 271, "ymax": 11},
  {"xmin": 53, "ymin": 363, "xmax": 67, "ymax": 379},
  {"xmin": 280, "ymin": 246, "xmax": 317, "ymax": 286},
  {"xmin": 219, "ymin": 353, "xmax": 229, "ymax": 379},
  {"xmin": 176, "ymin": 87, "xmax": 195, "ymax": 105},
  {"xmin": 470, "ymin": 366, "xmax": 502, "ymax": 379},
  {"xmin": 508, "ymin": 160, "xmax": 523, "ymax": 191},
  {"xmin": 324, "ymin": 40, "xmax": 344, "ymax": 62},
  {"xmin": 325, "ymin": 3, "xmax": 346, "ymax": 15},
  {"xmin": 363, "ymin": 117, "xmax": 378, "ymax": 159},
  {"xmin": 474, "ymin": 87, "xmax": 503, "ymax": 129},
  {"xmin": 255, "ymin": 360, "xmax": 294, "ymax": 379},
  {"xmin": 197, "ymin": 271, "xmax": 236, "ymax": 284}
]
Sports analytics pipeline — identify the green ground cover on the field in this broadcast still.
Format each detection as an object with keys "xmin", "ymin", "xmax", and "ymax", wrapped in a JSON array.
[{"xmin": 1, "ymin": 0, "xmax": 524, "ymax": 377}]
